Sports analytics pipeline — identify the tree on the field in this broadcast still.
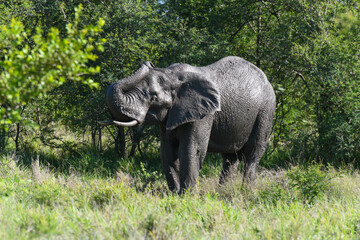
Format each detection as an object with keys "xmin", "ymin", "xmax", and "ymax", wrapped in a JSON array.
[
  {"xmin": 291, "ymin": 7, "xmax": 360, "ymax": 164},
  {"xmin": 0, "ymin": 5, "xmax": 105, "ymax": 126},
  {"xmin": 0, "ymin": 4, "xmax": 105, "ymax": 152}
]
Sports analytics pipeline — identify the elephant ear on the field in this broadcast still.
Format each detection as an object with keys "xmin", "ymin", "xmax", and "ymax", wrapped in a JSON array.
[{"xmin": 166, "ymin": 74, "xmax": 221, "ymax": 131}]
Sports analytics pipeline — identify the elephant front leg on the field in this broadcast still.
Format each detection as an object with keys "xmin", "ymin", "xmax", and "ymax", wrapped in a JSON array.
[
  {"xmin": 176, "ymin": 117, "xmax": 213, "ymax": 193},
  {"xmin": 160, "ymin": 127, "xmax": 180, "ymax": 192}
]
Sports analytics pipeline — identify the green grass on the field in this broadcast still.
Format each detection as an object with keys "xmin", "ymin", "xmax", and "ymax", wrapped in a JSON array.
[{"xmin": 1, "ymin": 153, "xmax": 360, "ymax": 239}]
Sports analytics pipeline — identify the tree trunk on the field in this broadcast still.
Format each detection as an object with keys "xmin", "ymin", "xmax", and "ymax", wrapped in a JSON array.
[
  {"xmin": 15, "ymin": 123, "xmax": 20, "ymax": 153},
  {"xmin": 98, "ymin": 126, "xmax": 102, "ymax": 151},
  {"xmin": 256, "ymin": 16, "xmax": 262, "ymax": 68},
  {"xmin": 0, "ymin": 128, "xmax": 6, "ymax": 153},
  {"xmin": 115, "ymin": 126, "xmax": 126, "ymax": 158},
  {"xmin": 129, "ymin": 128, "xmax": 142, "ymax": 157},
  {"xmin": 91, "ymin": 127, "xmax": 96, "ymax": 148}
]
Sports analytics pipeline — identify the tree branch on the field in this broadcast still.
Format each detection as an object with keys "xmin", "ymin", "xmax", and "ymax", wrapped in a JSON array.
[{"xmin": 292, "ymin": 70, "xmax": 313, "ymax": 97}]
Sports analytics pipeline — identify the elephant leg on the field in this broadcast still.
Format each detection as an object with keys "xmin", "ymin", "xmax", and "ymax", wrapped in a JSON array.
[
  {"xmin": 219, "ymin": 153, "xmax": 239, "ymax": 184},
  {"xmin": 242, "ymin": 111, "xmax": 273, "ymax": 183},
  {"xmin": 176, "ymin": 116, "xmax": 213, "ymax": 193},
  {"xmin": 160, "ymin": 126, "xmax": 180, "ymax": 192}
]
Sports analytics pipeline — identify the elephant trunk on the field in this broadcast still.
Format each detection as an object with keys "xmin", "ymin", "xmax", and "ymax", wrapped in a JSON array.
[
  {"xmin": 104, "ymin": 62, "xmax": 152, "ymax": 124},
  {"xmin": 116, "ymin": 62, "xmax": 151, "ymax": 91}
]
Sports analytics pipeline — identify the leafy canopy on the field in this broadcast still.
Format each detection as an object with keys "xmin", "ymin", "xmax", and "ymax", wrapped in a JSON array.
[{"xmin": 0, "ymin": 5, "xmax": 105, "ymax": 127}]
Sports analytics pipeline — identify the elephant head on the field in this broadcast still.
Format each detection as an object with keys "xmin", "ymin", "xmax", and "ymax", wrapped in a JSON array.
[{"xmin": 99, "ymin": 62, "xmax": 221, "ymax": 130}]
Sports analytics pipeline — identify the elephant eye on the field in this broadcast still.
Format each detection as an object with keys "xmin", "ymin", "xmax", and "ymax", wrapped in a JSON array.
[{"xmin": 150, "ymin": 95, "xmax": 158, "ymax": 102}]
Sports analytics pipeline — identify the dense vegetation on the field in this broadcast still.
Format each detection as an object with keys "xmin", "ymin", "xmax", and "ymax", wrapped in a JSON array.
[{"xmin": 1, "ymin": 0, "xmax": 360, "ymax": 238}]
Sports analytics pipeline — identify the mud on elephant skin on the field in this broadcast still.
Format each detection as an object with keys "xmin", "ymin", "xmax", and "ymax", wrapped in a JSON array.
[{"xmin": 99, "ymin": 56, "xmax": 276, "ymax": 193}]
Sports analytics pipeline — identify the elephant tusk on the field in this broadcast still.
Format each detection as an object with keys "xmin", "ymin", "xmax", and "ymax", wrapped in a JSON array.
[
  {"xmin": 97, "ymin": 120, "xmax": 138, "ymax": 127},
  {"xmin": 112, "ymin": 120, "xmax": 138, "ymax": 127}
]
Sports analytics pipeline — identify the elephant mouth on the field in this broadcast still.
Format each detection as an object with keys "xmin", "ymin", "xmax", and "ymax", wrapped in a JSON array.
[{"xmin": 145, "ymin": 112, "xmax": 160, "ymax": 124}]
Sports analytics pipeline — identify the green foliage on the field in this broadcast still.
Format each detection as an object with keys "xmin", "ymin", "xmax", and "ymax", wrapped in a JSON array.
[
  {"xmin": 0, "ymin": 5, "xmax": 105, "ymax": 126},
  {"xmin": 1, "ymin": 0, "xmax": 360, "ymax": 169},
  {"xmin": 136, "ymin": 161, "xmax": 162, "ymax": 192},
  {"xmin": 288, "ymin": 8, "xmax": 360, "ymax": 164},
  {"xmin": 286, "ymin": 164, "xmax": 340, "ymax": 204}
]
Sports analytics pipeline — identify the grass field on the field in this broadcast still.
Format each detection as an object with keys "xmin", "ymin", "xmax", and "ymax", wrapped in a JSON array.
[{"xmin": 1, "ymin": 152, "xmax": 360, "ymax": 239}]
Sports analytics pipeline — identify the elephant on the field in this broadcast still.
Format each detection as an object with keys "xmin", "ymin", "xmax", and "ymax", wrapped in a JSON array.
[{"xmin": 99, "ymin": 56, "xmax": 276, "ymax": 193}]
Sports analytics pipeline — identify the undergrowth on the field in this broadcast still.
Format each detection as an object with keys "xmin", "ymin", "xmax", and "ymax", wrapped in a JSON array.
[{"xmin": 1, "ymin": 152, "xmax": 360, "ymax": 239}]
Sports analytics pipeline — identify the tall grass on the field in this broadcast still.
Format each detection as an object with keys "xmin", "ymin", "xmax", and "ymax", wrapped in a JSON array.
[{"xmin": 1, "ymin": 152, "xmax": 360, "ymax": 239}]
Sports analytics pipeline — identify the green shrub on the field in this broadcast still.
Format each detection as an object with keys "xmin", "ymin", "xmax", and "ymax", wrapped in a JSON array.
[{"xmin": 286, "ymin": 164, "xmax": 340, "ymax": 204}]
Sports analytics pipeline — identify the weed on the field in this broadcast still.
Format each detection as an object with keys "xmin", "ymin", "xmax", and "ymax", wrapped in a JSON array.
[
  {"xmin": 286, "ymin": 164, "xmax": 340, "ymax": 204},
  {"xmin": 258, "ymin": 181, "xmax": 290, "ymax": 204},
  {"xmin": 18, "ymin": 209, "xmax": 60, "ymax": 237},
  {"xmin": 136, "ymin": 161, "xmax": 163, "ymax": 192},
  {"xmin": 31, "ymin": 184, "xmax": 62, "ymax": 206},
  {"xmin": 92, "ymin": 184, "xmax": 117, "ymax": 206}
]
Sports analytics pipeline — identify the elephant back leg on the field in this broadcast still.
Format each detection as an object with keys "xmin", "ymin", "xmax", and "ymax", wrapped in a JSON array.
[
  {"xmin": 242, "ymin": 108, "xmax": 274, "ymax": 183},
  {"xmin": 219, "ymin": 153, "xmax": 239, "ymax": 184}
]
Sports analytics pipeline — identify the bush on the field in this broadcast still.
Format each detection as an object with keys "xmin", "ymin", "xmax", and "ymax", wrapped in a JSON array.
[{"xmin": 286, "ymin": 164, "xmax": 340, "ymax": 204}]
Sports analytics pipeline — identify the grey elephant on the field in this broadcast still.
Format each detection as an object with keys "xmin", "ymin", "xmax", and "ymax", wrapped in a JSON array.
[{"xmin": 100, "ymin": 56, "xmax": 276, "ymax": 193}]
